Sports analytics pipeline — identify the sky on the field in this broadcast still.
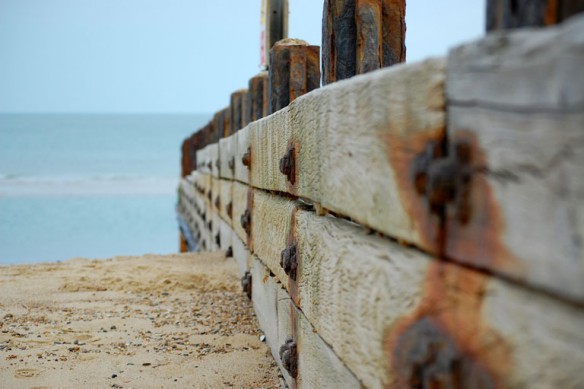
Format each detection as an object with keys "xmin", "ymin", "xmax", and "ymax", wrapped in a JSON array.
[{"xmin": 0, "ymin": 0, "xmax": 485, "ymax": 114}]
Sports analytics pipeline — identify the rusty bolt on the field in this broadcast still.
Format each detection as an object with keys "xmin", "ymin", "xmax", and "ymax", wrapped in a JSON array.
[
  {"xmin": 241, "ymin": 271, "xmax": 252, "ymax": 299},
  {"xmin": 280, "ymin": 242, "xmax": 298, "ymax": 280},
  {"xmin": 228, "ymin": 157, "xmax": 235, "ymax": 171},
  {"xmin": 279, "ymin": 337, "xmax": 298, "ymax": 378},
  {"xmin": 215, "ymin": 232, "xmax": 220, "ymax": 247},
  {"xmin": 242, "ymin": 147, "xmax": 251, "ymax": 168},
  {"xmin": 225, "ymin": 246, "xmax": 233, "ymax": 258},
  {"xmin": 206, "ymin": 161, "xmax": 212, "ymax": 170},
  {"xmin": 215, "ymin": 195, "xmax": 220, "ymax": 209},
  {"xmin": 240, "ymin": 209, "xmax": 251, "ymax": 236},
  {"xmin": 226, "ymin": 202, "xmax": 233, "ymax": 219},
  {"xmin": 279, "ymin": 145, "xmax": 296, "ymax": 185}
]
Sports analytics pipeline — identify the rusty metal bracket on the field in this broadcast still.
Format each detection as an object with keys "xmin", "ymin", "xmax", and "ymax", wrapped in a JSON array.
[
  {"xmin": 412, "ymin": 140, "xmax": 472, "ymax": 223},
  {"xmin": 279, "ymin": 145, "xmax": 296, "ymax": 184},
  {"xmin": 280, "ymin": 242, "xmax": 298, "ymax": 280},
  {"xmin": 279, "ymin": 337, "xmax": 298, "ymax": 378},
  {"xmin": 242, "ymin": 147, "xmax": 251, "ymax": 168},
  {"xmin": 240, "ymin": 209, "xmax": 252, "ymax": 236},
  {"xmin": 241, "ymin": 271, "xmax": 252, "ymax": 299}
]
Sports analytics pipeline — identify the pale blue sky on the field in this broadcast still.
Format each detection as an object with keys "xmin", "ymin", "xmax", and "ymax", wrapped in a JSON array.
[{"xmin": 0, "ymin": 0, "xmax": 484, "ymax": 114}]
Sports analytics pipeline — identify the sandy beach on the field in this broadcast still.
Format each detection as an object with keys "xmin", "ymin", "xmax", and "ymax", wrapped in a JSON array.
[{"xmin": 0, "ymin": 252, "xmax": 281, "ymax": 388}]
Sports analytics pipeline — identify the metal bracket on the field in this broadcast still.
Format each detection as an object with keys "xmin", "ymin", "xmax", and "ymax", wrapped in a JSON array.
[
  {"xmin": 280, "ymin": 242, "xmax": 298, "ymax": 280},
  {"xmin": 279, "ymin": 337, "xmax": 298, "ymax": 378}
]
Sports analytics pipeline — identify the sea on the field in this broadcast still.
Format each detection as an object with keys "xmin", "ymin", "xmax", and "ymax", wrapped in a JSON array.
[{"xmin": 0, "ymin": 113, "xmax": 210, "ymax": 264}]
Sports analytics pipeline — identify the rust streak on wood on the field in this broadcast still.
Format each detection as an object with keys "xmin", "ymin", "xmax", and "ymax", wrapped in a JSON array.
[{"xmin": 385, "ymin": 262, "xmax": 512, "ymax": 388}]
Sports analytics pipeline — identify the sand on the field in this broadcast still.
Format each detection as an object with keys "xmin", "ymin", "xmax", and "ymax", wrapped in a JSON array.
[{"xmin": 0, "ymin": 252, "xmax": 281, "ymax": 388}]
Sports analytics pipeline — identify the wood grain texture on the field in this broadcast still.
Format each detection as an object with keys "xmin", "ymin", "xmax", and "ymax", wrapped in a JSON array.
[
  {"xmin": 251, "ymin": 256, "xmax": 362, "ymax": 389},
  {"xmin": 232, "ymin": 180, "xmax": 251, "ymax": 243},
  {"xmin": 446, "ymin": 15, "xmax": 584, "ymax": 302},
  {"xmin": 292, "ymin": 205, "xmax": 584, "ymax": 388},
  {"xmin": 218, "ymin": 178, "xmax": 233, "ymax": 224},
  {"xmin": 232, "ymin": 235, "xmax": 250, "ymax": 277},
  {"xmin": 234, "ymin": 126, "xmax": 251, "ymax": 184},
  {"xmin": 251, "ymin": 58, "xmax": 446, "ymax": 254},
  {"xmin": 218, "ymin": 135, "xmax": 235, "ymax": 180}
]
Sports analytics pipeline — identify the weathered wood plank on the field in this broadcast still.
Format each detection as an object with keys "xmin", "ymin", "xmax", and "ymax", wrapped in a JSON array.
[
  {"xmin": 234, "ymin": 126, "xmax": 251, "ymax": 184},
  {"xmin": 219, "ymin": 218, "xmax": 233, "ymax": 253},
  {"xmin": 218, "ymin": 135, "xmax": 236, "ymax": 180},
  {"xmin": 246, "ymin": 187, "xmax": 584, "ymax": 388},
  {"xmin": 218, "ymin": 178, "xmax": 233, "ymax": 224},
  {"xmin": 195, "ymin": 144, "xmax": 210, "ymax": 175},
  {"xmin": 445, "ymin": 15, "xmax": 584, "ymax": 302},
  {"xmin": 208, "ymin": 143, "xmax": 219, "ymax": 178},
  {"xmin": 250, "ymin": 58, "xmax": 446, "ymax": 254},
  {"xmin": 232, "ymin": 235, "xmax": 249, "ymax": 277},
  {"xmin": 232, "ymin": 180, "xmax": 251, "ymax": 244},
  {"xmin": 251, "ymin": 256, "xmax": 363, "ymax": 389}
]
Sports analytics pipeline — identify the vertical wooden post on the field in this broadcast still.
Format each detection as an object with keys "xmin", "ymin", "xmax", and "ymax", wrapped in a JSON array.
[
  {"xmin": 248, "ymin": 72, "xmax": 270, "ymax": 122},
  {"xmin": 322, "ymin": 0, "xmax": 405, "ymax": 85},
  {"xmin": 230, "ymin": 89, "xmax": 248, "ymax": 133},
  {"xmin": 269, "ymin": 39, "xmax": 320, "ymax": 114},
  {"xmin": 222, "ymin": 107, "xmax": 231, "ymax": 137},
  {"xmin": 487, "ymin": 0, "xmax": 584, "ymax": 31},
  {"xmin": 262, "ymin": 0, "xmax": 289, "ymax": 68}
]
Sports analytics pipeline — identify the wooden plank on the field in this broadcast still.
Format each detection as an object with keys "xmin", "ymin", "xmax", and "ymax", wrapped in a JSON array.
[
  {"xmin": 291, "ymin": 204, "xmax": 584, "ymax": 388},
  {"xmin": 232, "ymin": 180, "xmax": 251, "ymax": 243},
  {"xmin": 232, "ymin": 235, "xmax": 249, "ymax": 277},
  {"xmin": 250, "ymin": 188, "xmax": 302, "ymax": 287},
  {"xmin": 245, "ymin": 187, "xmax": 584, "ymax": 387},
  {"xmin": 445, "ymin": 15, "xmax": 584, "ymax": 302},
  {"xmin": 250, "ymin": 58, "xmax": 446, "ymax": 254},
  {"xmin": 219, "ymin": 218, "xmax": 233, "ymax": 253},
  {"xmin": 218, "ymin": 135, "xmax": 235, "ymax": 180},
  {"xmin": 486, "ymin": 0, "xmax": 584, "ymax": 31},
  {"xmin": 218, "ymin": 178, "xmax": 233, "ymax": 224},
  {"xmin": 195, "ymin": 145, "xmax": 210, "ymax": 175},
  {"xmin": 208, "ymin": 143, "xmax": 219, "ymax": 178},
  {"xmin": 234, "ymin": 125, "xmax": 251, "ymax": 184},
  {"xmin": 251, "ymin": 256, "xmax": 362, "ymax": 389}
]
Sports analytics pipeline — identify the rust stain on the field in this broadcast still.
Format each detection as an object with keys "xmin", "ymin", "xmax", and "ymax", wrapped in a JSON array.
[
  {"xmin": 285, "ymin": 140, "xmax": 300, "ymax": 197},
  {"xmin": 544, "ymin": 0, "xmax": 559, "ymax": 25},
  {"xmin": 287, "ymin": 207, "xmax": 301, "ymax": 307},
  {"xmin": 445, "ymin": 130, "xmax": 523, "ymax": 277},
  {"xmin": 386, "ymin": 261, "xmax": 512, "ymax": 388},
  {"xmin": 381, "ymin": 127, "xmax": 445, "ymax": 255}
]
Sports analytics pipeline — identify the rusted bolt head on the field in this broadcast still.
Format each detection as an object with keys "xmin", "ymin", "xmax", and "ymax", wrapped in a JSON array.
[
  {"xmin": 225, "ymin": 246, "xmax": 233, "ymax": 258},
  {"xmin": 426, "ymin": 158, "xmax": 459, "ymax": 208},
  {"xmin": 226, "ymin": 202, "xmax": 233, "ymax": 219},
  {"xmin": 240, "ymin": 209, "xmax": 251, "ymax": 235},
  {"xmin": 241, "ymin": 271, "xmax": 252, "ymax": 299},
  {"xmin": 280, "ymin": 243, "xmax": 298, "ymax": 280},
  {"xmin": 279, "ymin": 338, "xmax": 297, "ymax": 378},
  {"xmin": 279, "ymin": 146, "xmax": 296, "ymax": 185},
  {"xmin": 242, "ymin": 147, "xmax": 251, "ymax": 168}
]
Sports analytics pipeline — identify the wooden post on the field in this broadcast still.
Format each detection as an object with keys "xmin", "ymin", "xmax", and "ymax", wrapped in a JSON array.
[
  {"xmin": 222, "ymin": 107, "xmax": 231, "ymax": 137},
  {"xmin": 487, "ymin": 0, "xmax": 584, "ymax": 31},
  {"xmin": 322, "ymin": 0, "xmax": 405, "ymax": 85},
  {"xmin": 248, "ymin": 72, "xmax": 269, "ymax": 123},
  {"xmin": 261, "ymin": 0, "xmax": 289, "ymax": 68},
  {"xmin": 230, "ymin": 89, "xmax": 248, "ymax": 133},
  {"xmin": 269, "ymin": 39, "xmax": 320, "ymax": 114}
]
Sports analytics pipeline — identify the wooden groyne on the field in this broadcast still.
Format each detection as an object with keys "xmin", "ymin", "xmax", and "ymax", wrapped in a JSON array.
[{"xmin": 179, "ymin": 2, "xmax": 584, "ymax": 388}]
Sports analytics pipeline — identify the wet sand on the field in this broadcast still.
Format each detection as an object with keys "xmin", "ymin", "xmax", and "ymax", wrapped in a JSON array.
[{"xmin": 0, "ymin": 252, "xmax": 281, "ymax": 388}]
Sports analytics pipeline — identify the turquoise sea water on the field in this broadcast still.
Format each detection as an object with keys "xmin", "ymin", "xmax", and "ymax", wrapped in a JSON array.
[{"xmin": 0, "ymin": 114, "xmax": 209, "ymax": 264}]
